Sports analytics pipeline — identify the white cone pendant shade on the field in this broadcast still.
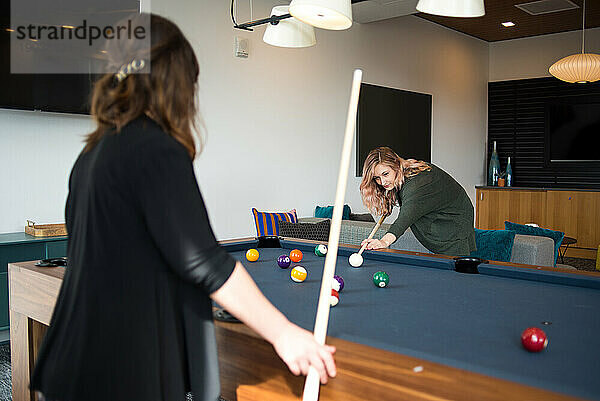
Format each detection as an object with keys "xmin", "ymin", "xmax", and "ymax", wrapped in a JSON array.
[
  {"xmin": 289, "ymin": 0, "xmax": 352, "ymax": 30},
  {"xmin": 263, "ymin": 6, "xmax": 316, "ymax": 48},
  {"xmin": 416, "ymin": 0, "xmax": 485, "ymax": 17},
  {"xmin": 549, "ymin": 53, "xmax": 600, "ymax": 83}
]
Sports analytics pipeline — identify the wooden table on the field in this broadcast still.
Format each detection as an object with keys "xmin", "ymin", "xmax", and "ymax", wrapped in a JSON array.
[{"xmin": 10, "ymin": 251, "xmax": 595, "ymax": 401}]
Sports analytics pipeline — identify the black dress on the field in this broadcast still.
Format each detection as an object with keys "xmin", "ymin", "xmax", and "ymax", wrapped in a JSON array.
[{"xmin": 30, "ymin": 116, "xmax": 236, "ymax": 401}]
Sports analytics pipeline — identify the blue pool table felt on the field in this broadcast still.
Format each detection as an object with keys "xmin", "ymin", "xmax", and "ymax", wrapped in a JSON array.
[{"xmin": 223, "ymin": 240, "xmax": 600, "ymax": 400}]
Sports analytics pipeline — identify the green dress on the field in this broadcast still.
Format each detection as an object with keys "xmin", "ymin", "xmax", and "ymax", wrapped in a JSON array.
[{"xmin": 386, "ymin": 164, "xmax": 476, "ymax": 256}]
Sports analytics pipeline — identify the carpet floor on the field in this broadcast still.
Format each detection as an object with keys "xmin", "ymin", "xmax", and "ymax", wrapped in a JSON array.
[
  {"xmin": 563, "ymin": 256, "xmax": 597, "ymax": 271},
  {"xmin": 0, "ymin": 257, "xmax": 596, "ymax": 400}
]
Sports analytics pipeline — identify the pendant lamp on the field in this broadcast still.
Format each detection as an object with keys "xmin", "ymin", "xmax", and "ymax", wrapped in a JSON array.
[
  {"xmin": 289, "ymin": 0, "xmax": 353, "ymax": 30},
  {"xmin": 549, "ymin": 0, "xmax": 600, "ymax": 83},
  {"xmin": 416, "ymin": 0, "xmax": 485, "ymax": 18},
  {"xmin": 263, "ymin": 6, "xmax": 316, "ymax": 48}
]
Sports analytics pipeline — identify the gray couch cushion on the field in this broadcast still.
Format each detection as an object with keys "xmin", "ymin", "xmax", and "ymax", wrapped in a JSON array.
[{"xmin": 511, "ymin": 234, "xmax": 555, "ymax": 267}]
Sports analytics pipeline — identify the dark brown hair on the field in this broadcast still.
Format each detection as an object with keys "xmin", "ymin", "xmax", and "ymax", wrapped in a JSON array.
[
  {"xmin": 360, "ymin": 147, "xmax": 431, "ymax": 216},
  {"xmin": 86, "ymin": 14, "xmax": 200, "ymax": 158}
]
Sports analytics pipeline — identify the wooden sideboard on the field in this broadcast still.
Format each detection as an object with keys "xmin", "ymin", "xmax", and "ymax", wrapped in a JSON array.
[
  {"xmin": 475, "ymin": 187, "xmax": 600, "ymax": 260},
  {"xmin": 0, "ymin": 233, "xmax": 67, "ymax": 330}
]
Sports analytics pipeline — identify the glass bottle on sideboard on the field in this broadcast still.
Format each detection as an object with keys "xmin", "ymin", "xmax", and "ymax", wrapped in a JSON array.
[
  {"xmin": 488, "ymin": 141, "xmax": 500, "ymax": 186},
  {"xmin": 506, "ymin": 157, "xmax": 513, "ymax": 187}
]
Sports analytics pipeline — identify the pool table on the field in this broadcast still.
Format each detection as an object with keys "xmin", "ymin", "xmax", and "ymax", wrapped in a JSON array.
[{"xmin": 8, "ymin": 238, "xmax": 600, "ymax": 401}]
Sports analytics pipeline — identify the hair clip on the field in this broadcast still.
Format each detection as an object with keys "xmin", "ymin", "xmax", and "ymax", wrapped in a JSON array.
[{"xmin": 115, "ymin": 59, "xmax": 146, "ymax": 82}]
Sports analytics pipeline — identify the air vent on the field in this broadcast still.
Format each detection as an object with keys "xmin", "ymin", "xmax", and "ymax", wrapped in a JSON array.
[{"xmin": 515, "ymin": 0, "xmax": 579, "ymax": 15}]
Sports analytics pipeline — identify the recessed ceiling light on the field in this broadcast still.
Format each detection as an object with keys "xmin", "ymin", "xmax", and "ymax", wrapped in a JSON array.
[{"xmin": 502, "ymin": 21, "xmax": 516, "ymax": 27}]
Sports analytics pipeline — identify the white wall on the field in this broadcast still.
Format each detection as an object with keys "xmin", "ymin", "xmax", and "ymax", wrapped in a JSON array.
[
  {"xmin": 0, "ymin": 110, "xmax": 93, "ymax": 233},
  {"xmin": 490, "ymin": 27, "xmax": 600, "ymax": 81},
  {"xmin": 0, "ymin": 1, "xmax": 489, "ymax": 238}
]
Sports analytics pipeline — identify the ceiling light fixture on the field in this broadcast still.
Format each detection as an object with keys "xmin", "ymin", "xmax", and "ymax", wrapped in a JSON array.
[
  {"xmin": 549, "ymin": 0, "xmax": 600, "ymax": 83},
  {"xmin": 289, "ymin": 0, "xmax": 352, "ymax": 30},
  {"xmin": 263, "ymin": 5, "xmax": 316, "ymax": 48},
  {"xmin": 232, "ymin": 0, "xmax": 351, "ymax": 48},
  {"xmin": 501, "ymin": 21, "xmax": 515, "ymax": 27},
  {"xmin": 416, "ymin": 0, "xmax": 485, "ymax": 18}
]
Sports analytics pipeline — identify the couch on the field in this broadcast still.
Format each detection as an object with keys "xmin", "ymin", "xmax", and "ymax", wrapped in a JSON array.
[{"xmin": 298, "ymin": 217, "xmax": 558, "ymax": 267}]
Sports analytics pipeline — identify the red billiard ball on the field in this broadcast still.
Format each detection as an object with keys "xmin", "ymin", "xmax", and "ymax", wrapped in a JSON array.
[
  {"xmin": 521, "ymin": 327, "xmax": 548, "ymax": 352},
  {"xmin": 290, "ymin": 249, "xmax": 303, "ymax": 263}
]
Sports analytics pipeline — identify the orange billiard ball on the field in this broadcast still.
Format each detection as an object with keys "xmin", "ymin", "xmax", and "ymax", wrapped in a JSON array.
[{"xmin": 289, "ymin": 249, "xmax": 303, "ymax": 263}]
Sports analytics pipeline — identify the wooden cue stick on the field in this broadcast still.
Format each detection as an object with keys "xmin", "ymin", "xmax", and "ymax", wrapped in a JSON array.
[
  {"xmin": 302, "ymin": 69, "xmax": 363, "ymax": 401},
  {"xmin": 357, "ymin": 214, "xmax": 386, "ymax": 256}
]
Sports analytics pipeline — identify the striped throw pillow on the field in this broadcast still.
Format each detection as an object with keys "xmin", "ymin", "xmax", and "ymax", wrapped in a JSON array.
[{"xmin": 252, "ymin": 208, "xmax": 298, "ymax": 237}]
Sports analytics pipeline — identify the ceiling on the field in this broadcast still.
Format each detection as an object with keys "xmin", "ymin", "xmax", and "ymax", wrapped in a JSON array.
[{"xmin": 351, "ymin": 0, "xmax": 600, "ymax": 42}]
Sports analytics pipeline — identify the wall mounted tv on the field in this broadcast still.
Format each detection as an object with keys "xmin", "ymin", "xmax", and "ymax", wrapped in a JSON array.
[
  {"xmin": 545, "ymin": 96, "xmax": 600, "ymax": 166},
  {"xmin": 0, "ymin": 1, "xmax": 123, "ymax": 115},
  {"xmin": 356, "ymin": 83, "xmax": 432, "ymax": 176}
]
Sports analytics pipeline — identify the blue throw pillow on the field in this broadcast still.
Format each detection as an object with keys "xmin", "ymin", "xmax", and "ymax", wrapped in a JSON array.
[
  {"xmin": 315, "ymin": 205, "xmax": 351, "ymax": 220},
  {"xmin": 504, "ymin": 221, "xmax": 564, "ymax": 266},
  {"xmin": 470, "ymin": 229, "xmax": 516, "ymax": 262}
]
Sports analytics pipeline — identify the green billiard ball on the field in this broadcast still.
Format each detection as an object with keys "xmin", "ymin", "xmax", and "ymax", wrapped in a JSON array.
[
  {"xmin": 314, "ymin": 244, "xmax": 327, "ymax": 257},
  {"xmin": 373, "ymin": 271, "xmax": 389, "ymax": 288}
]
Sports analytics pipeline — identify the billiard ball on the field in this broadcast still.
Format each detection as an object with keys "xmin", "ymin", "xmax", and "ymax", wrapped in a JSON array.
[
  {"xmin": 277, "ymin": 255, "xmax": 291, "ymax": 269},
  {"xmin": 331, "ymin": 278, "xmax": 341, "ymax": 292},
  {"xmin": 246, "ymin": 249, "xmax": 259, "ymax": 262},
  {"xmin": 333, "ymin": 274, "xmax": 344, "ymax": 292},
  {"xmin": 349, "ymin": 253, "xmax": 363, "ymax": 267},
  {"xmin": 330, "ymin": 289, "xmax": 339, "ymax": 307},
  {"xmin": 290, "ymin": 249, "xmax": 303, "ymax": 263},
  {"xmin": 521, "ymin": 327, "xmax": 548, "ymax": 352},
  {"xmin": 315, "ymin": 244, "xmax": 327, "ymax": 256},
  {"xmin": 290, "ymin": 266, "xmax": 307, "ymax": 282},
  {"xmin": 373, "ymin": 271, "xmax": 389, "ymax": 288}
]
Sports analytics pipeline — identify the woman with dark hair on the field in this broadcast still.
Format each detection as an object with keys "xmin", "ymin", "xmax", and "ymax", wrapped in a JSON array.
[
  {"xmin": 359, "ymin": 147, "xmax": 476, "ymax": 256},
  {"xmin": 30, "ymin": 14, "xmax": 335, "ymax": 401}
]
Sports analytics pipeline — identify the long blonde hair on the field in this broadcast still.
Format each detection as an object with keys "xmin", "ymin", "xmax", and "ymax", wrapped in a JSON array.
[{"xmin": 360, "ymin": 147, "xmax": 431, "ymax": 216}]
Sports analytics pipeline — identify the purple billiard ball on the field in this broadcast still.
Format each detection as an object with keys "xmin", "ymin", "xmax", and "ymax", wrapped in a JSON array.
[
  {"xmin": 333, "ymin": 274, "xmax": 344, "ymax": 292},
  {"xmin": 277, "ymin": 255, "xmax": 291, "ymax": 269}
]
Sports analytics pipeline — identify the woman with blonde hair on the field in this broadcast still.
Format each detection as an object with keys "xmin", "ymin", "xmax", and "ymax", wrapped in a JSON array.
[
  {"xmin": 360, "ymin": 147, "xmax": 475, "ymax": 256},
  {"xmin": 30, "ymin": 14, "xmax": 335, "ymax": 401}
]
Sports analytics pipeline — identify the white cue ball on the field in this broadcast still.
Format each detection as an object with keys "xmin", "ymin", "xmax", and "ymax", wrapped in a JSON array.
[{"xmin": 349, "ymin": 253, "xmax": 363, "ymax": 268}]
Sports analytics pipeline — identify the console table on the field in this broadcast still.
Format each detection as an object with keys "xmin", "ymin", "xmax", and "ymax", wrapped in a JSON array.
[
  {"xmin": 0, "ymin": 233, "xmax": 67, "ymax": 330},
  {"xmin": 475, "ymin": 187, "xmax": 600, "ymax": 260}
]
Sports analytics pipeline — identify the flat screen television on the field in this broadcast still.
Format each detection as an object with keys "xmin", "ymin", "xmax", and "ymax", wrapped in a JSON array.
[
  {"xmin": 545, "ymin": 97, "xmax": 600, "ymax": 166},
  {"xmin": 356, "ymin": 83, "xmax": 431, "ymax": 176},
  {"xmin": 0, "ymin": 1, "xmax": 129, "ymax": 114}
]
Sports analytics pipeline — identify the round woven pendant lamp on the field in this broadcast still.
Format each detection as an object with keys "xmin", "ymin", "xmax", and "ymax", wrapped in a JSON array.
[
  {"xmin": 549, "ymin": 53, "xmax": 600, "ymax": 83},
  {"xmin": 549, "ymin": 0, "xmax": 600, "ymax": 83}
]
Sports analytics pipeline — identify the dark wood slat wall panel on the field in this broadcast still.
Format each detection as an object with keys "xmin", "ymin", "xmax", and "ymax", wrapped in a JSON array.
[{"xmin": 487, "ymin": 77, "xmax": 600, "ymax": 189}]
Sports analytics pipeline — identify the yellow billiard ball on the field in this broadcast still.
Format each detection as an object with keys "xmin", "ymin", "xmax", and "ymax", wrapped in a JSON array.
[
  {"xmin": 246, "ymin": 248, "xmax": 259, "ymax": 262},
  {"xmin": 290, "ymin": 266, "xmax": 307, "ymax": 282}
]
